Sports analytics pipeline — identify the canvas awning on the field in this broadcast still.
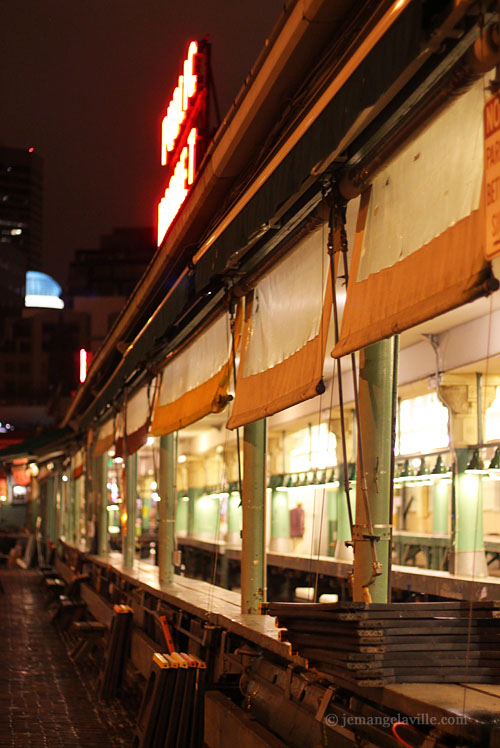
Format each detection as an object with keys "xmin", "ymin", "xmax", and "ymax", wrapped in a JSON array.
[
  {"xmin": 73, "ymin": 449, "xmax": 84, "ymax": 480},
  {"xmin": 333, "ymin": 78, "xmax": 491, "ymax": 358},
  {"xmin": 151, "ymin": 308, "xmax": 240, "ymax": 436},
  {"xmin": 93, "ymin": 416, "xmax": 115, "ymax": 457},
  {"xmin": 227, "ymin": 225, "xmax": 332, "ymax": 429},
  {"xmin": 115, "ymin": 385, "xmax": 153, "ymax": 457}
]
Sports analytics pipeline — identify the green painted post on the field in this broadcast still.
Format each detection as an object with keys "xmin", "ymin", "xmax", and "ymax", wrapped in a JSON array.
[
  {"xmin": 353, "ymin": 340, "xmax": 395, "ymax": 603},
  {"xmin": 158, "ymin": 434, "xmax": 176, "ymax": 584},
  {"xmin": 453, "ymin": 449, "xmax": 487, "ymax": 577},
  {"xmin": 335, "ymin": 464, "xmax": 355, "ymax": 561},
  {"xmin": 124, "ymin": 452, "xmax": 137, "ymax": 567},
  {"xmin": 241, "ymin": 419, "xmax": 267, "ymax": 614},
  {"xmin": 97, "ymin": 454, "xmax": 108, "ymax": 556},
  {"xmin": 270, "ymin": 489, "xmax": 290, "ymax": 552}
]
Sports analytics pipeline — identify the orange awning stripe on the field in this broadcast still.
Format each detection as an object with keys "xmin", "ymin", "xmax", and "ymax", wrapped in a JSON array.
[
  {"xmin": 332, "ymin": 193, "xmax": 489, "ymax": 358},
  {"xmin": 227, "ymin": 274, "xmax": 332, "ymax": 429}
]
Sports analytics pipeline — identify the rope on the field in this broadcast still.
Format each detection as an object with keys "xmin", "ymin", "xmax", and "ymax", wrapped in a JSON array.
[
  {"xmin": 328, "ymin": 186, "xmax": 380, "ymax": 588},
  {"xmin": 229, "ymin": 299, "xmax": 244, "ymax": 506}
]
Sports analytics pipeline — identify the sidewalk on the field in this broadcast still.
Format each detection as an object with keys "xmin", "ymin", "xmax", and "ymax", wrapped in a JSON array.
[{"xmin": 0, "ymin": 569, "xmax": 135, "ymax": 747}]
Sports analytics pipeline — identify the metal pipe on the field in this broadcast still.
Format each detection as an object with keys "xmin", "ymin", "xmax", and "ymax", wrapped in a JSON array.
[
  {"xmin": 158, "ymin": 433, "xmax": 176, "ymax": 585},
  {"xmin": 353, "ymin": 340, "xmax": 395, "ymax": 603},
  {"xmin": 241, "ymin": 419, "xmax": 267, "ymax": 613}
]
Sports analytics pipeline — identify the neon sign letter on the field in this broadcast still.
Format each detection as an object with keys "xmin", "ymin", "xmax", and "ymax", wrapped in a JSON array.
[
  {"xmin": 157, "ymin": 40, "xmax": 203, "ymax": 247},
  {"xmin": 158, "ymin": 128, "xmax": 197, "ymax": 245}
]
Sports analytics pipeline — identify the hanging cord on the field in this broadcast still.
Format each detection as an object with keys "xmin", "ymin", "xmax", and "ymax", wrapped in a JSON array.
[
  {"xmin": 327, "ymin": 186, "xmax": 381, "ymax": 590},
  {"xmin": 229, "ymin": 298, "xmax": 244, "ymax": 506},
  {"xmin": 326, "ymin": 202, "xmax": 354, "ymax": 537}
]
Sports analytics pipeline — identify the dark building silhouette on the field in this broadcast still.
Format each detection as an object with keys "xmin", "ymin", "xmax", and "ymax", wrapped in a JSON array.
[
  {"xmin": 0, "ymin": 145, "xmax": 43, "ymax": 273},
  {"xmin": 67, "ymin": 227, "xmax": 156, "ymax": 297}
]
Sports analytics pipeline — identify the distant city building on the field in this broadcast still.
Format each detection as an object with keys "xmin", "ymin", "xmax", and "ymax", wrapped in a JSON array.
[
  {"xmin": 67, "ymin": 227, "xmax": 156, "ymax": 297},
  {"xmin": 0, "ymin": 145, "xmax": 43, "ymax": 272},
  {"xmin": 0, "ymin": 244, "xmax": 26, "ymax": 312}
]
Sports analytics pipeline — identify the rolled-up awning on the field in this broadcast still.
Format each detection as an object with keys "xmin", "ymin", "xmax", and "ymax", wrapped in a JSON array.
[
  {"xmin": 73, "ymin": 449, "xmax": 84, "ymax": 480},
  {"xmin": 93, "ymin": 416, "xmax": 115, "ymax": 457},
  {"xmin": 115, "ymin": 385, "xmax": 153, "ymax": 457},
  {"xmin": 227, "ymin": 225, "xmax": 331, "ymax": 429},
  {"xmin": 151, "ymin": 308, "xmax": 240, "ymax": 436},
  {"xmin": 333, "ymin": 79, "xmax": 491, "ymax": 358}
]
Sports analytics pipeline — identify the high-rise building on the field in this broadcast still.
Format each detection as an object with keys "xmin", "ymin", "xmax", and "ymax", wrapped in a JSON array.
[{"xmin": 0, "ymin": 145, "xmax": 43, "ymax": 273}]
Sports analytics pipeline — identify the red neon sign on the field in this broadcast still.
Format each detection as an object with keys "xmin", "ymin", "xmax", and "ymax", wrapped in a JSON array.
[
  {"xmin": 157, "ymin": 39, "xmax": 209, "ymax": 247},
  {"xmin": 79, "ymin": 348, "xmax": 88, "ymax": 383}
]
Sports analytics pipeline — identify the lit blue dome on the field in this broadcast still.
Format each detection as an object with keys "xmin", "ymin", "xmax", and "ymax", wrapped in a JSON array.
[{"xmin": 25, "ymin": 271, "xmax": 64, "ymax": 309}]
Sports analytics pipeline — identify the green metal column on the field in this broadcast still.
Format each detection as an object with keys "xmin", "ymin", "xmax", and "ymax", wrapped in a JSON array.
[
  {"xmin": 241, "ymin": 419, "xmax": 267, "ymax": 614},
  {"xmin": 353, "ymin": 340, "xmax": 395, "ymax": 603},
  {"xmin": 97, "ymin": 454, "xmax": 108, "ymax": 556},
  {"xmin": 454, "ymin": 449, "xmax": 487, "ymax": 577},
  {"xmin": 269, "ymin": 489, "xmax": 290, "ymax": 552},
  {"xmin": 124, "ymin": 452, "xmax": 137, "ymax": 567},
  {"xmin": 158, "ymin": 433, "xmax": 176, "ymax": 584},
  {"xmin": 335, "ymin": 464, "xmax": 355, "ymax": 561}
]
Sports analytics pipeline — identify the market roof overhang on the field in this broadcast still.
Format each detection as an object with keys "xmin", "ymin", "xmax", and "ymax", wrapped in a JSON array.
[
  {"xmin": 0, "ymin": 427, "xmax": 74, "ymax": 466},
  {"xmin": 64, "ymin": 0, "xmax": 494, "ymax": 432}
]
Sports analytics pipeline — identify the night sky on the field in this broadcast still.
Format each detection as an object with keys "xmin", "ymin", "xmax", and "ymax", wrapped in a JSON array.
[{"xmin": 1, "ymin": 0, "xmax": 284, "ymax": 287}]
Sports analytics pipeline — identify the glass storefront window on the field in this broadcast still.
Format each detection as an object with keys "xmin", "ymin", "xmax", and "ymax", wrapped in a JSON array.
[{"xmin": 398, "ymin": 392, "xmax": 449, "ymax": 455}]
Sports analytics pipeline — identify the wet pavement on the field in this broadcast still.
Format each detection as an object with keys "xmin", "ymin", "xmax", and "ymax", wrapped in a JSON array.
[{"xmin": 0, "ymin": 569, "xmax": 135, "ymax": 748}]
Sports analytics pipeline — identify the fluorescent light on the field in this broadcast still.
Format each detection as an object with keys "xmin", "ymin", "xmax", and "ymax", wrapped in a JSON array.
[{"xmin": 25, "ymin": 294, "xmax": 64, "ymax": 309}]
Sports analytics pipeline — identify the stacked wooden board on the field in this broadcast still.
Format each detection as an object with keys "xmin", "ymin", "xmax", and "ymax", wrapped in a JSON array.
[
  {"xmin": 268, "ymin": 601, "xmax": 500, "ymax": 686},
  {"xmin": 133, "ymin": 651, "xmax": 206, "ymax": 747},
  {"xmin": 99, "ymin": 604, "xmax": 133, "ymax": 699}
]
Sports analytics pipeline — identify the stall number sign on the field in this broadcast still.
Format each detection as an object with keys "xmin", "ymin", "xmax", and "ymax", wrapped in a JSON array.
[
  {"xmin": 157, "ymin": 41, "xmax": 204, "ymax": 247},
  {"xmin": 485, "ymin": 92, "xmax": 500, "ymax": 260}
]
